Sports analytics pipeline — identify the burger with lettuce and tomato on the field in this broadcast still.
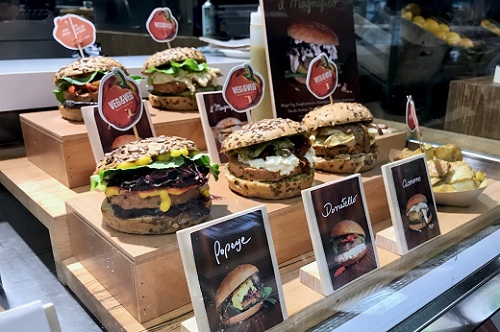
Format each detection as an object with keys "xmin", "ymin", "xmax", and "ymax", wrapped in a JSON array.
[
  {"xmin": 91, "ymin": 135, "xmax": 219, "ymax": 234},
  {"xmin": 142, "ymin": 47, "xmax": 221, "ymax": 111},
  {"xmin": 53, "ymin": 56, "xmax": 131, "ymax": 122}
]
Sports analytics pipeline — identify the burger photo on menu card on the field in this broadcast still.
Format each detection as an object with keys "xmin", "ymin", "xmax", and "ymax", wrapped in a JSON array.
[
  {"xmin": 220, "ymin": 118, "xmax": 315, "ymax": 200},
  {"xmin": 286, "ymin": 21, "xmax": 339, "ymax": 84},
  {"xmin": 53, "ymin": 56, "xmax": 133, "ymax": 122},
  {"xmin": 142, "ymin": 47, "xmax": 222, "ymax": 111},
  {"xmin": 215, "ymin": 264, "xmax": 277, "ymax": 327},
  {"xmin": 302, "ymin": 102, "xmax": 378, "ymax": 173},
  {"xmin": 91, "ymin": 135, "xmax": 219, "ymax": 234}
]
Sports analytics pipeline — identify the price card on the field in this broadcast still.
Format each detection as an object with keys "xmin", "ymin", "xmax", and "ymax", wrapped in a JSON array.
[
  {"xmin": 177, "ymin": 206, "xmax": 287, "ymax": 332},
  {"xmin": 195, "ymin": 91, "xmax": 250, "ymax": 164},
  {"xmin": 222, "ymin": 63, "xmax": 265, "ymax": 113},
  {"xmin": 301, "ymin": 174, "xmax": 379, "ymax": 295},
  {"xmin": 380, "ymin": 154, "xmax": 440, "ymax": 255},
  {"xmin": 53, "ymin": 14, "xmax": 96, "ymax": 51}
]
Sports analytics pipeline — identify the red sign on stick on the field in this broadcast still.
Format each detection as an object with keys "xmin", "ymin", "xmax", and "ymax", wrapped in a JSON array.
[
  {"xmin": 306, "ymin": 53, "xmax": 338, "ymax": 100},
  {"xmin": 98, "ymin": 68, "xmax": 143, "ymax": 131},
  {"xmin": 223, "ymin": 63, "xmax": 265, "ymax": 113},
  {"xmin": 146, "ymin": 7, "xmax": 178, "ymax": 42},
  {"xmin": 53, "ymin": 14, "xmax": 96, "ymax": 50}
]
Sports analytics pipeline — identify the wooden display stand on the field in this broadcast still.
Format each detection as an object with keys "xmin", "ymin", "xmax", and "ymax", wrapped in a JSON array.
[
  {"xmin": 20, "ymin": 103, "xmax": 206, "ymax": 189},
  {"xmin": 64, "ymin": 131, "xmax": 406, "ymax": 323},
  {"xmin": 444, "ymin": 76, "xmax": 500, "ymax": 140},
  {"xmin": 299, "ymin": 180, "xmax": 500, "ymax": 296}
]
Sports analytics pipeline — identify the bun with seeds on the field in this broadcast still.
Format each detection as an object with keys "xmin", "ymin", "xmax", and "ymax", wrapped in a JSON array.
[
  {"xmin": 91, "ymin": 135, "xmax": 219, "ymax": 234},
  {"xmin": 53, "ymin": 56, "xmax": 129, "ymax": 121},
  {"xmin": 220, "ymin": 118, "xmax": 314, "ymax": 199},
  {"xmin": 142, "ymin": 47, "xmax": 221, "ymax": 111},
  {"xmin": 302, "ymin": 102, "xmax": 378, "ymax": 173}
]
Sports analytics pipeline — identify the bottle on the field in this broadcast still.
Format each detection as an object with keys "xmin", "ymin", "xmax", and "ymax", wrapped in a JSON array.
[
  {"xmin": 250, "ymin": 6, "xmax": 274, "ymax": 120},
  {"xmin": 202, "ymin": 0, "xmax": 216, "ymax": 37}
]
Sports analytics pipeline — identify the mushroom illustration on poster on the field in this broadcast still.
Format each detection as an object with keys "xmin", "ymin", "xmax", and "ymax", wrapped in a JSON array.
[{"xmin": 260, "ymin": 0, "xmax": 360, "ymax": 121}]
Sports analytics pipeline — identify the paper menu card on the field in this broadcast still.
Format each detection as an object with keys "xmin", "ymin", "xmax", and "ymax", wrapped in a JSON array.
[
  {"xmin": 301, "ymin": 174, "xmax": 378, "ymax": 295},
  {"xmin": 177, "ymin": 206, "xmax": 287, "ymax": 332}
]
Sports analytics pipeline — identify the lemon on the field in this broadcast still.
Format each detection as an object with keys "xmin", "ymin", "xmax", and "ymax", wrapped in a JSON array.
[
  {"xmin": 434, "ymin": 30, "xmax": 448, "ymax": 40},
  {"xmin": 459, "ymin": 38, "xmax": 474, "ymax": 47},
  {"xmin": 413, "ymin": 15, "xmax": 426, "ymax": 27},
  {"xmin": 424, "ymin": 18, "xmax": 440, "ymax": 33},
  {"xmin": 446, "ymin": 31, "xmax": 461, "ymax": 45},
  {"xmin": 439, "ymin": 23, "xmax": 450, "ymax": 32},
  {"xmin": 404, "ymin": 3, "xmax": 421, "ymax": 16},
  {"xmin": 402, "ymin": 11, "xmax": 413, "ymax": 20}
]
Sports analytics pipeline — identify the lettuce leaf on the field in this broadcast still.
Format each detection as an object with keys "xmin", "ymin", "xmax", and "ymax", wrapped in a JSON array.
[
  {"xmin": 53, "ymin": 72, "xmax": 143, "ymax": 104},
  {"xmin": 145, "ymin": 59, "xmax": 208, "ymax": 75},
  {"xmin": 91, "ymin": 152, "xmax": 219, "ymax": 191}
]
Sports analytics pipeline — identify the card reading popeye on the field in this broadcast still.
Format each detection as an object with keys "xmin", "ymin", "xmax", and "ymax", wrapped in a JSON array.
[
  {"xmin": 177, "ymin": 206, "xmax": 286, "ymax": 332},
  {"xmin": 301, "ymin": 174, "xmax": 378, "ymax": 295},
  {"xmin": 381, "ymin": 153, "xmax": 441, "ymax": 254}
]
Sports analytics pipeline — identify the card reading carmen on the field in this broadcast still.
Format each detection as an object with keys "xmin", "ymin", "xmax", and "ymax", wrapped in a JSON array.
[
  {"xmin": 381, "ymin": 154, "xmax": 441, "ymax": 255},
  {"xmin": 177, "ymin": 206, "xmax": 286, "ymax": 332},
  {"xmin": 301, "ymin": 174, "xmax": 378, "ymax": 295},
  {"xmin": 196, "ymin": 91, "xmax": 250, "ymax": 164}
]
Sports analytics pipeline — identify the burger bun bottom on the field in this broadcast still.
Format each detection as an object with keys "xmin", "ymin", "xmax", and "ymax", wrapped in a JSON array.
[
  {"xmin": 148, "ymin": 94, "xmax": 197, "ymax": 111},
  {"xmin": 59, "ymin": 104, "xmax": 84, "ymax": 122},
  {"xmin": 226, "ymin": 302, "xmax": 264, "ymax": 326},
  {"xmin": 225, "ymin": 170, "xmax": 314, "ymax": 200},
  {"xmin": 101, "ymin": 198, "xmax": 212, "ymax": 234},
  {"xmin": 314, "ymin": 152, "xmax": 377, "ymax": 174}
]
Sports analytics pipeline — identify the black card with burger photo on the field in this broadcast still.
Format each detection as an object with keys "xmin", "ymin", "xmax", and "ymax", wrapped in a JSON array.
[
  {"xmin": 301, "ymin": 174, "xmax": 378, "ymax": 295},
  {"xmin": 260, "ymin": 0, "xmax": 360, "ymax": 121},
  {"xmin": 196, "ymin": 91, "xmax": 250, "ymax": 164},
  {"xmin": 381, "ymin": 154, "xmax": 440, "ymax": 254},
  {"xmin": 176, "ymin": 206, "xmax": 286, "ymax": 332}
]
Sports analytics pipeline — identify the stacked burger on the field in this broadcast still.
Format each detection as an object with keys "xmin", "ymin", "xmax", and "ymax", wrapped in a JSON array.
[
  {"xmin": 302, "ymin": 102, "xmax": 378, "ymax": 173},
  {"xmin": 91, "ymin": 135, "xmax": 219, "ymax": 234},
  {"xmin": 142, "ymin": 47, "xmax": 221, "ymax": 111},
  {"xmin": 53, "ymin": 56, "xmax": 128, "ymax": 121},
  {"xmin": 220, "ymin": 118, "xmax": 315, "ymax": 199}
]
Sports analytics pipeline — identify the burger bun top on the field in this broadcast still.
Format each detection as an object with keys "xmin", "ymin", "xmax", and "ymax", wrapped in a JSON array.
[
  {"xmin": 95, "ymin": 135, "xmax": 199, "ymax": 174},
  {"xmin": 215, "ymin": 264, "xmax": 259, "ymax": 309},
  {"xmin": 220, "ymin": 118, "xmax": 306, "ymax": 153},
  {"xmin": 331, "ymin": 220, "xmax": 366, "ymax": 238},
  {"xmin": 142, "ymin": 47, "xmax": 206, "ymax": 73},
  {"xmin": 406, "ymin": 194, "xmax": 428, "ymax": 212},
  {"xmin": 287, "ymin": 21, "xmax": 339, "ymax": 45},
  {"xmin": 302, "ymin": 102, "xmax": 374, "ymax": 131},
  {"xmin": 54, "ymin": 56, "xmax": 127, "ymax": 83}
]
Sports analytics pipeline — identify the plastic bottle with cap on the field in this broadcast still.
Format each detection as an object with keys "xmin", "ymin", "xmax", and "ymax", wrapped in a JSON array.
[
  {"xmin": 202, "ymin": 0, "xmax": 216, "ymax": 37},
  {"xmin": 250, "ymin": 6, "xmax": 274, "ymax": 120}
]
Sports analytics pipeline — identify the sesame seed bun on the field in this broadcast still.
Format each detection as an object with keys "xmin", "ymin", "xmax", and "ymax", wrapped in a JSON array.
[
  {"xmin": 287, "ymin": 21, "xmax": 339, "ymax": 45},
  {"xmin": 302, "ymin": 102, "xmax": 374, "ymax": 132},
  {"xmin": 94, "ymin": 135, "xmax": 199, "ymax": 174},
  {"xmin": 141, "ymin": 47, "xmax": 206, "ymax": 73},
  {"xmin": 220, "ymin": 118, "xmax": 307, "ymax": 153},
  {"xmin": 148, "ymin": 94, "xmax": 198, "ymax": 111},
  {"xmin": 54, "ymin": 56, "xmax": 127, "ymax": 83}
]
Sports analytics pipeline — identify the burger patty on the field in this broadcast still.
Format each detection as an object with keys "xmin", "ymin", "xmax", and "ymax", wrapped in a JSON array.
[
  {"xmin": 227, "ymin": 157, "xmax": 309, "ymax": 182},
  {"xmin": 110, "ymin": 195, "xmax": 211, "ymax": 219},
  {"xmin": 108, "ymin": 186, "xmax": 200, "ymax": 210},
  {"xmin": 314, "ymin": 143, "xmax": 378, "ymax": 158},
  {"xmin": 152, "ymin": 82, "xmax": 189, "ymax": 94}
]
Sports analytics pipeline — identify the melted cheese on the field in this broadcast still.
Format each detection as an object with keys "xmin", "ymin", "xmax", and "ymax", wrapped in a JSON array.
[
  {"xmin": 150, "ymin": 68, "xmax": 220, "ymax": 94},
  {"xmin": 105, "ymin": 186, "xmax": 198, "ymax": 213},
  {"xmin": 231, "ymin": 278, "xmax": 256, "ymax": 310}
]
